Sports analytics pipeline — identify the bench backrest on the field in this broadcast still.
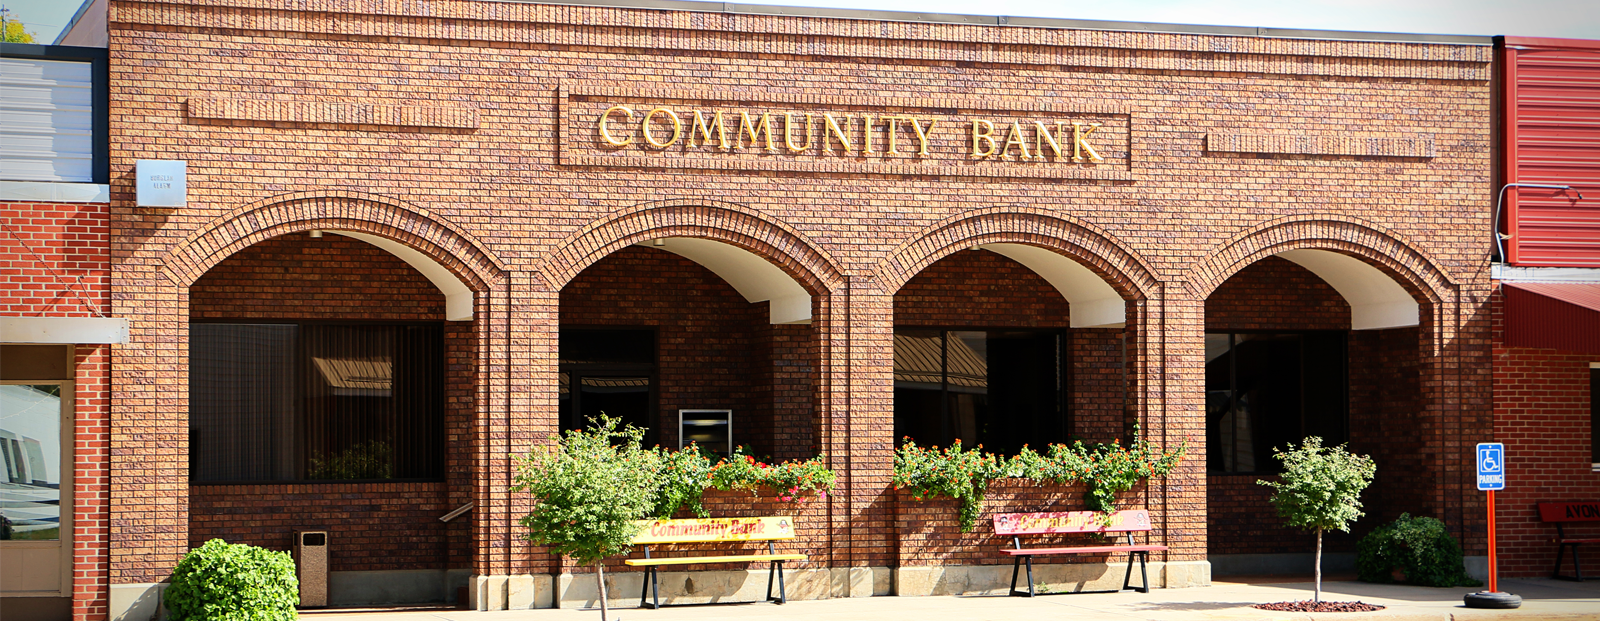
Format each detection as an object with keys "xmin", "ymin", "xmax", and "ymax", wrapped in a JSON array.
[
  {"xmin": 1539, "ymin": 502, "xmax": 1600, "ymax": 523},
  {"xmin": 631, "ymin": 516, "xmax": 797, "ymax": 544},
  {"xmin": 993, "ymin": 510, "xmax": 1152, "ymax": 536}
]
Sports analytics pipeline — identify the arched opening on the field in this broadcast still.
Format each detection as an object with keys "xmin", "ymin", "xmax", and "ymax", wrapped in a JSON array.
[
  {"xmin": 891, "ymin": 245, "xmax": 1136, "ymax": 455},
  {"xmin": 557, "ymin": 237, "xmax": 820, "ymax": 459},
  {"xmin": 185, "ymin": 230, "xmax": 476, "ymax": 606},
  {"xmin": 1203, "ymin": 250, "xmax": 1428, "ymax": 576}
]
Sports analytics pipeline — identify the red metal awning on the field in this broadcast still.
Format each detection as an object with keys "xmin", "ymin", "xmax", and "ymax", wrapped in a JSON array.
[{"xmin": 1502, "ymin": 282, "xmax": 1600, "ymax": 354}]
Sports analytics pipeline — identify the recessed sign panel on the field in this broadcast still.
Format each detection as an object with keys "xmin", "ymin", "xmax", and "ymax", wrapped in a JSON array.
[
  {"xmin": 1477, "ymin": 443, "xmax": 1505, "ymax": 491},
  {"xmin": 135, "ymin": 159, "xmax": 186, "ymax": 207}
]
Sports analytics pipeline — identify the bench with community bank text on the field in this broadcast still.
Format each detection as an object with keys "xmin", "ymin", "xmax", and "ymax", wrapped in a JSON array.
[
  {"xmin": 1540, "ymin": 501, "xmax": 1600, "ymax": 581},
  {"xmin": 625, "ymin": 516, "xmax": 806, "ymax": 608},
  {"xmin": 994, "ymin": 509, "xmax": 1167, "ymax": 597}
]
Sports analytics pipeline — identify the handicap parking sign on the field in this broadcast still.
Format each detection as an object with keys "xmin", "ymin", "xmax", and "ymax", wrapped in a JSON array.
[{"xmin": 1477, "ymin": 443, "xmax": 1505, "ymax": 491}]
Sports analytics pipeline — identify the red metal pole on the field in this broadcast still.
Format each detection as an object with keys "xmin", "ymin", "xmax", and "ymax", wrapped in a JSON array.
[{"xmin": 1488, "ymin": 489, "xmax": 1498, "ymax": 593}]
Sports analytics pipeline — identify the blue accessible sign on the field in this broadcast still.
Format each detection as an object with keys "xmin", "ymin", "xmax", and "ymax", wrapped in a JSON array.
[{"xmin": 1477, "ymin": 443, "xmax": 1505, "ymax": 491}]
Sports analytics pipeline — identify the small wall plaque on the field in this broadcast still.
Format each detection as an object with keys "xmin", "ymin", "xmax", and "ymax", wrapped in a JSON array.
[{"xmin": 136, "ymin": 159, "xmax": 186, "ymax": 207}]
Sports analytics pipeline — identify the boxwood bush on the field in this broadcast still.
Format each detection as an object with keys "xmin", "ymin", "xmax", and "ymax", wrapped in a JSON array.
[
  {"xmin": 165, "ymin": 539, "xmax": 298, "ymax": 621},
  {"xmin": 1356, "ymin": 513, "xmax": 1480, "ymax": 587}
]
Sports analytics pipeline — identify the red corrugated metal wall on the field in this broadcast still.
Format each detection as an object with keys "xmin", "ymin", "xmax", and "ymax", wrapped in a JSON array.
[{"xmin": 1503, "ymin": 37, "xmax": 1600, "ymax": 267}]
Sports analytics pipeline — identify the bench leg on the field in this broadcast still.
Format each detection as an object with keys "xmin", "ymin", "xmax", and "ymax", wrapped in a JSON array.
[
  {"xmin": 777, "ymin": 561, "xmax": 788, "ymax": 604},
  {"xmin": 1122, "ymin": 552, "xmax": 1136, "ymax": 592},
  {"xmin": 639, "ymin": 566, "xmax": 650, "ymax": 608},
  {"xmin": 1008, "ymin": 556, "xmax": 1037, "ymax": 597},
  {"xmin": 1576, "ymin": 545, "xmax": 1585, "ymax": 581},
  {"xmin": 638, "ymin": 567, "xmax": 662, "ymax": 609},
  {"xmin": 1139, "ymin": 552, "xmax": 1151, "ymax": 594},
  {"xmin": 1555, "ymin": 543, "xmax": 1567, "ymax": 580}
]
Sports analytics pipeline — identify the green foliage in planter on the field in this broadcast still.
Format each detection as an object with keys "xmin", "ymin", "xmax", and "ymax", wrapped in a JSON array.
[
  {"xmin": 892, "ymin": 439, "xmax": 1008, "ymax": 532},
  {"xmin": 893, "ymin": 426, "xmax": 1185, "ymax": 533},
  {"xmin": 164, "ymin": 539, "xmax": 298, "ymax": 621},
  {"xmin": 1013, "ymin": 425, "xmax": 1185, "ymax": 513},
  {"xmin": 1356, "ymin": 513, "xmax": 1480, "ymax": 587},
  {"xmin": 648, "ymin": 444, "xmax": 837, "ymax": 518}
]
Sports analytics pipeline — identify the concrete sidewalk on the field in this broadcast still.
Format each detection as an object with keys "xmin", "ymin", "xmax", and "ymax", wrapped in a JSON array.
[{"xmin": 299, "ymin": 577, "xmax": 1600, "ymax": 620}]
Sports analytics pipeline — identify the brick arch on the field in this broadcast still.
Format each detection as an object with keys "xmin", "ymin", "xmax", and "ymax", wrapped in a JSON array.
[
  {"xmin": 873, "ymin": 206, "xmax": 1160, "ymax": 301},
  {"xmin": 1184, "ymin": 215, "xmax": 1456, "ymax": 306},
  {"xmin": 538, "ymin": 199, "xmax": 846, "ymax": 295},
  {"xmin": 161, "ymin": 191, "xmax": 505, "ymax": 292}
]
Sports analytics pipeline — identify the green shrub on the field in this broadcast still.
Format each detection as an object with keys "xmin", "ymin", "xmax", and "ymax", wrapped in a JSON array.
[
  {"xmin": 1356, "ymin": 513, "xmax": 1481, "ymax": 587},
  {"xmin": 165, "ymin": 539, "xmax": 298, "ymax": 621}
]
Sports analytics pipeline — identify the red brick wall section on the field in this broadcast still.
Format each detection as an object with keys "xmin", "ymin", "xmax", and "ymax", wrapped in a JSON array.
[
  {"xmin": 2, "ymin": 201, "xmax": 109, "ymax": 316},
  {"xmin": 189, "ymin": 231, "xmax": 445, "ymax": 320},
  {"xmin": 1491, "ymin": 287, "xmax": 1600, "ymax": 578},
  {"xmin": 3, "ymin": 201, "xmax": 113, "ymax": 618},
  {"xmin": 186, "ymin": 231, "xmax": 471, "ymax": 572},
  {"xmin": 188, "ymin": 482, "xmax": 450, "ymax": 572},
  {"xmin": 894, "ymin": 250, "xmax": 1072, "ymax": 329},
  {"xmin": 1348, "ymin": 327, "xmax": 1430, "ymax": 531},
  {"xmin": 73, "ymin": 344, "xmax": 111, "ymax": 621},
  {"xmin": 1204, "ymin": 257, "xmax": 1350, "ymax": 332}
]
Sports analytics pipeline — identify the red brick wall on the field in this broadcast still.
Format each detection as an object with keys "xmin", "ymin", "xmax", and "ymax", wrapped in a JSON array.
[
  {"xmin": 1491, "ymin": 286, "xmax": 1599, "ymax": 577},
  {"xmin": 2, "ymin": 201, "xmax": 109, "ymax": 317},
  {"xmin": 73, "ymin": 344, "xmax": 111, "ymax": 621},
  {"xmin": 186, "ymin": 231, "xmax": 472, "ymax": 571},
  {"xmin": 3, "ymin": 201, "xmax": 113, "ymax": 618},
  {"xmin": 894, "ymin": 250, "xmax": 1072, "ymax": 329},
  {"xmin": 189, "ymin": 232, "xmax": 445, "ymax": 320},
  {"xmin": 188, "ymin": 482, "xmax": 451, "ymax": 572},
  {"xmin": 1205, "ymin": 257, "xmax": 1349, "ymax": 332}
]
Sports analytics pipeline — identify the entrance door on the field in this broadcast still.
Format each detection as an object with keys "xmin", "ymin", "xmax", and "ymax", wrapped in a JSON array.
[{"xmin": 0, "ymin": 379, "xmax": 74, "ymax": 598}]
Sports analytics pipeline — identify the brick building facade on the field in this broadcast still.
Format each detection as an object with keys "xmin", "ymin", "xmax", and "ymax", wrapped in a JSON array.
[{"xmin": 5, "ymin": 0, "xmax": 1534, "ymax": 617}]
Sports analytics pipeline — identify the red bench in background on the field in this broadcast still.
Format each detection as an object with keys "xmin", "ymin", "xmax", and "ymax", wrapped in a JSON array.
[
  {"xmin": 1539, "ymin": 502, "xmax": 1600, "ymax": 581},
  {"xmin": 993, "ymin": 509, "xmax": 1167, "ymax": 597}
]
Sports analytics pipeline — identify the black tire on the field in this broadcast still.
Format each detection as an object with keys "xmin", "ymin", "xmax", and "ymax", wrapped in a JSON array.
[{"xmin": 1463, "ymin": 591, "xmax": 1523, "ymax": 609}]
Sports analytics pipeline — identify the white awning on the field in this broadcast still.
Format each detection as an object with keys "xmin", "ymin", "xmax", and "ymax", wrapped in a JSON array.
[{"xmin": 1, "ymin": 317, "xmax": 128, "ymax": 344}]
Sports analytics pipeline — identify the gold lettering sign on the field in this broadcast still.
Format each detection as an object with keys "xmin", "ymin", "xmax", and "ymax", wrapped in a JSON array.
[{"xmin": 565, "ymin": 87, "xmax": 1133, "ymax": 181}]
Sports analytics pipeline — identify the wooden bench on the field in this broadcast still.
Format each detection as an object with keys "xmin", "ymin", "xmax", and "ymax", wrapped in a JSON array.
[
  {"xmin": 624, "ymin": 516, "xmax": 806, "ymax": 609},
  {"xmin": 994, "ymin": 509, "xmax": 1168, "ymax": 597},
  {"xmin": 1539, "ymin": 502, "xmax": 1600, "ymax": 581}
]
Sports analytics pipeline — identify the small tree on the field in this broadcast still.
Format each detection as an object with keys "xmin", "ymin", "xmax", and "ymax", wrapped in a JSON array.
[
  {"xmin": 513, "ymin": 415, "xmax": 658, "ymax": 621},
  {"xmin": 1258, "ymin": 437, "xmax": 1376, "ymax": 604}
]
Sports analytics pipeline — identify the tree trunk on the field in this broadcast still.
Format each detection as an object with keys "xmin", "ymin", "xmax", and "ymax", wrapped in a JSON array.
[
  {"xmin": 596, "ymin": 560, "xmax": 610, "ymax": 621},
  {"xmin": 1314, "ymin": 527, "xmax": 1323, "ymax": 604}
]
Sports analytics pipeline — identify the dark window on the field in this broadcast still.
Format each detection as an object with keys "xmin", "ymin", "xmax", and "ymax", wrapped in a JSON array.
[
  {"xmin": 893, "ymin": 328, "xmax": 1067, "ymax": 455},
  {"xmin": 189, "ymin": 323, "xmax": 444, "ymax": 482},
  {"xmin": 1206, "ymin": 332, "xmax": 1347, "ymax": 474},
  {"xmin": 559, "ymin": 328, "xmax": 656, "ymax": 444}
]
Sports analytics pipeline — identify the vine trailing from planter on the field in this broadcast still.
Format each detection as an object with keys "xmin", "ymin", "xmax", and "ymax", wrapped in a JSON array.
[{"xmin": 892, "ymin": 425, "xmax": 1186, "ymax": 532}]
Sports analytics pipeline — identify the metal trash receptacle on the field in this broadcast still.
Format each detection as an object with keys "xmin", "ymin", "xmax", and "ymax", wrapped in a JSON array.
[{"xmin": 294, "ymin": 531, "xmax": 329, "ymax": 607}]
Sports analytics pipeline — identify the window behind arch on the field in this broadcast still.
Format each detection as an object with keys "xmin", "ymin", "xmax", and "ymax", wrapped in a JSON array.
[
  {"xmin": 1205, "ymin": 331, "xmax": 1347, "ymax": 474},
  {"xmin": 189, "ymin": 323, "xmax": 444, "ymax": 482},
  {"xmin": 893, "ymin": 328, "xmax": 1068, "ymax": 455}
]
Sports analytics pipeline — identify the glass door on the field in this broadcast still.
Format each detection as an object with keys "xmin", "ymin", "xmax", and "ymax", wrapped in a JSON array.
[{"xmin": 1, "ymin": 380, "xmax": 73, "ymax": 597}]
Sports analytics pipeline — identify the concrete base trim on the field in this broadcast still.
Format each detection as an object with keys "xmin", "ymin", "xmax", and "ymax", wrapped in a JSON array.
[
  {"xmin": 893, "ymin": 560, "xmax": 1209, "ymax": 597},
  {"xmin": 109, "ymin": 583, "xmax": 167, "ymax": 621},
  {"xmin": 1209, "ymin": 552, "xmax": 1356, "ymax": 577},
  {"xmin": 327, "ymin": 568, "xmax": 474, "ymax": 607}
]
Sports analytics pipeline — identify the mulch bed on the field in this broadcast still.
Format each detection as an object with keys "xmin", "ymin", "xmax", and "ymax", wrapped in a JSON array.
[{"xmin": 1252, "ymin": 601, "xmax": 1387, "ymax": 613}]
